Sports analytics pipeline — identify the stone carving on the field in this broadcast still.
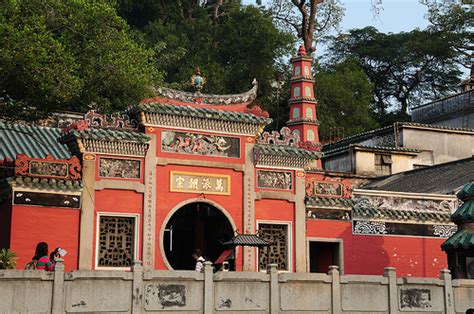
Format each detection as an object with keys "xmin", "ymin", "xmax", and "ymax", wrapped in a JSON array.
[
  {"xmin": 156, "ymin": 81, "xmax": 257, "ymax": 105},
  {"xmin": 433, "ymin": 225, "xmax": 457, "ymax": 238},
  {"xmin": 257, "ymin": 127, "xmax": 300, "ymax": 147},
  {"xmin": 15, "ymin": 154, "xmax": 81, "ymax": 180},
  {"xmin": 99, "ymin": 158, "xmax": 141, "ymax": 179},
  {"xmin": 400, "ymin": 288, "xmax": 432, "ymax": 310},
  {"xmin": 353, "ymin": 221, "xmax": 388, "ymax": 235},
  {"xmin": 306, "ymin": 175, "xmax": 352, "ymax": 198},
  {"xmin": 145, "ymin": 284, "xmax": 186, "ymax": 308},
  {"xmin": 98, "ymin": 216, "xmax": 135, "ymax": 267},
  {"xmin": 352, "ymin": 195, "xmax": 457, "ymax": 213},
  {"xmin": 258, "ymin": 224, "xmax": 288, "ymax": 271},
  {"xmin": 170, "ymin": 171, "xmax": 230, "ymax": 195},
  {"xmin": 257, "ymin": 170, "xmax": 292, "ymax": 190},
  {"xmin": 162, "ymin": 130, "xmax": 240, "ymax": 158}
]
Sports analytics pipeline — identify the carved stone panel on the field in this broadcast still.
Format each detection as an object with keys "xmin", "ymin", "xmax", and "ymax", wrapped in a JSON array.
[
  {"xmin": 170, "ymin": 171, "xmax": 230, "ymax": 195},
  {"xmin": 98, "ymin": 216, "xmax": 135, "ymax": 268},
  {"xmin": 144, "ymin": 281, "xmax": 202, "ymax": 311},
  {"xmin": 399, "ymin": 288, "xmax": 433, "ymax": 310},
  {"xmin": 258, "ymin": 223, "xmax": 288, "ymax": 271},
  {"xmin": 162, "ymin": 130, "xmax": 240, "ymax": 158},
  {"xmin": 257, "ymin": 170, "xmax": 292, "ymax": 190},
  {"xmin": 99, "ymin": 157, "xmax": 141, "ymax": 179}
]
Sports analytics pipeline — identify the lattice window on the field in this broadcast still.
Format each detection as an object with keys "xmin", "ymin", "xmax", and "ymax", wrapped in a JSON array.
[
  {"xmin": 374, "ymin": 154, "xmax": 392, "ymax": 176},
  {"xmin": 258, "ymin": 223, "xmax": 289, "ymax": 271},
  {"xmin": 98, "ymin": 216, "xmax": 135, "ymax": 267}
]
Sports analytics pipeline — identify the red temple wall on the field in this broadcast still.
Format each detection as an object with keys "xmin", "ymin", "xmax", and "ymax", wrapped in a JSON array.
[
  {"xmin": 0, "ymin": 197, "xmax": 12, "ymax": 250},
  {"xmin": 93, "ymin": 189, "xmax": 144, "ymax": 269},
  {"xmin": 255, "ymin": 199, "xmax": 295, "ymax": 272},
  {"xmin": 154, "ymin": 164, "xmax": 244, "ymax": 270},
  {"xmin": 307, "ymin": 219, "xmax": 447, "ymax": 277},
  {"xmin": 10, "ymin": 204, "xmax": 80, "ymax": 271}
]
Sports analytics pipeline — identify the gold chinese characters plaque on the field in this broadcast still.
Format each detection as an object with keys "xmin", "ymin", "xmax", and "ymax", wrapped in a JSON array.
[{"xmin": 170, "ymin": 171, "xmax": 230, "ymax": 195}]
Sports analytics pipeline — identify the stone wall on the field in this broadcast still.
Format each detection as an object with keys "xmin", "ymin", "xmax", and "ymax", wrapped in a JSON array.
[{"xmin": 0, "ymin": 260, "xmax": 473, "ymax": 313}]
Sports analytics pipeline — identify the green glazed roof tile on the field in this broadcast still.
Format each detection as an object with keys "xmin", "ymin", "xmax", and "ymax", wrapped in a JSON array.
[
  {"xmin": 0, "ymin": 122, "xmax": 70, "ymax": 160},
  {"xmin": 441, "ymin": 228, "xmax": 474, "ymax": 251},
  {"xmin": 61, "ymin": 128, "xmax": 150, "ymax": 143},
  {"xmin": 306, "ymin": 196, "xmax": 353, "ymax": 208},
  {"xmin": 255, "ymin": 144, "xmax": 322, "ymax": 159},
  {"xmin": 138, "ymin": 103, "xmax": 272, "ymax": 125},
  {"xmin": 8, "ymin": 176, "xmax": 83, "ymax": 191},
  {"xmin": 456, "ymin": 181, "xmax": 474, "ymax": 201},
  {"xmin": 451, "ymin": 200, "xmax": 474, "ymax": 223}
]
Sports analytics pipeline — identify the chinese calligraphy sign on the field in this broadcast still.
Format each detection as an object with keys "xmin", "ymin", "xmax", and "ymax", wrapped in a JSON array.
[{"xmin": 170, "ymin": 171, "xmax": 230, "ymax": 195}]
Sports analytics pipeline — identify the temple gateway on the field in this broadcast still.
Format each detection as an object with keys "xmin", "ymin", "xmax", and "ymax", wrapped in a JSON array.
[{"xmin": 1, "ymin": 46, "xmax": 472, "ymax": 278}]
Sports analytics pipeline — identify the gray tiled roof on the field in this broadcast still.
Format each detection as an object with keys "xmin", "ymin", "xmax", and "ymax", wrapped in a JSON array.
[
  {"xmin": 362, "ymin": 157, "xmax": 474, "ymax": 194},
  {"xmin": 0, "ymin": 122, "xmax": 70, "ymax": 160},
  {"xmin": 324, "ymin": 144, "xmax": 421, "ymax": 156}
]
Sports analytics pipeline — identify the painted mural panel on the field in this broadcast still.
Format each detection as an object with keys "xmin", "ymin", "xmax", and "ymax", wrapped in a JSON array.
[
  {"xmin": 161, "ymin": 130, "xmax": 240, "ymax": 158},
  {"xmin": 99, "ymin": 157, "xmax": 141, "ymax": 179},
  {"xmin": 256, "ymin": 170, "xmax": 292, "ymax": 190},
  {"xmin": 170, "ymin": 171, "xmax": 230, "ymax": 195}
]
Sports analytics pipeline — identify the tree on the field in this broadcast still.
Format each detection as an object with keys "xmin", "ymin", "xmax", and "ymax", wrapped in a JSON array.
[
  {"xmin": 316, "ymin": 59, "xmax": 378, "ymax": 140},
  {"xmin": 326, "ymin": 27, "xmax": 462, "ymax": 119},
  {"xmin": 0, "ymin": 0, "xmax": 162, "ymax": 120},
  {"xmin": 426, "ymin": 3, "xmax": 473, "ymax": 68},
  {"xmin": 270, "ymin": 0, "xmax": 343, "ymax": 53}
]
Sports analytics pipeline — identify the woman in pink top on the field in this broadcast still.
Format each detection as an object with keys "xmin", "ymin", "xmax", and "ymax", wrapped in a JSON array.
[{"xmin": 32, "ymin": 242, "xmax": 54, "ymax": 271}]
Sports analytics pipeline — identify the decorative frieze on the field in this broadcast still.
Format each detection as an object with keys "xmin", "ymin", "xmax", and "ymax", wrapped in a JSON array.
[
  {"xmin": 256, "ymin": 170, "xmax": 292, "ymax": 190},
  {"xmin": 400, "ymin": 288, "xmax": 433, "ymax": 310},
  {"xmin": 307, "ymin": 209, "xmax": 351, "ymax": 221},
  {"xmin": 258, "ymin": 127, "xmax": 300, "ymax": 147},
  {"xmin": 162, "ymin": 131, "xmax": 240, "ymax": 158},
  {"xmin": 99, "ymin": 157, "xmax": 141, "ymax": 179},
  {"xmin": 170, "ymin": 171, "xmax": 230, "ymax": 195},
  {"xmin": 84, "ymin": 110, "xmax": 138, "ymax": 130},
  {"xmin": 352, "ymin": 195, "xmax": 457, "ymax": 214},
  {"xmin": 306, "ymin": 175, "xmax": 352, "ymax": 198},
  {"xmin": 353, "ymin": 220, "xmax": 457, "ymax": 238},
  {"xmin": 15, "ymin": 154, "xmax": 81, "ymax": 180},
  {"xmin": 13, "ymin": 191, "xmax": 80, "ymax": 208}
]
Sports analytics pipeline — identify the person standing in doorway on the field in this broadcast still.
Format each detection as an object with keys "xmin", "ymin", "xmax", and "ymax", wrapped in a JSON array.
[{"xmin": 193, "ymin": 249, "xmax": 205, "ymax": 272}]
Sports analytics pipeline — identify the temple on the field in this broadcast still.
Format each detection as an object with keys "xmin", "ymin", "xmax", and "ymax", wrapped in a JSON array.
[{"xmin": 0, "ymin": 45, "xmax": 472, "ymax": 279}]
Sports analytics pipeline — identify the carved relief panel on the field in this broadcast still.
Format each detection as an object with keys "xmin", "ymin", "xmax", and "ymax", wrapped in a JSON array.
[
  {"xmin": 161, "ymin": 130, "xmax": 240, "ymax": 158},
  {"xmin": 258, "ymin": 223, "xmax": 289, "ymax": 271},
  {"xmin": 97, "ymin": 216, "xmax": 135, "ymax": 267},
  {"xmin": 99, "ymin": 157, "xmax": 141, "ymax": 179},
  {"xmin": 257, "ymin": 170, "xmax": 292, "ymax": 190}
]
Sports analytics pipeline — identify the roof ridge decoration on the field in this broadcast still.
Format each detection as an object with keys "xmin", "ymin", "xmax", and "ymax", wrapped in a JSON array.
[
  {"xmin": 15, "ymin": 154, "xmax": 81, "ymax": 181},
  {"xmin": 257, "ymin": 127, "xmax": 321, "ymax": 152},
  {"xmin": 62, "ymin": 110, "xmax": 139, "ymax": 133},
  {"xmin": 155, "ymin": 80, "xmax": 258, "ymax": 106}
]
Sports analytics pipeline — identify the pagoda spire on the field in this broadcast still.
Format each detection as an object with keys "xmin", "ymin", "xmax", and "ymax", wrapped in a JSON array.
[{"xmin": 287, "ymin": 45, "xmax": 320, "ymax": 147}]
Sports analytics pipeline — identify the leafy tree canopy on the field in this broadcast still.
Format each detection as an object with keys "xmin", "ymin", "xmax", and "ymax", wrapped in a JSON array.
[
  {"xmin": 315, "ymin": 59, "xmax": 378, "ymax": 140},
  {"xmin": 325, "ymin": 26, "xmax": 462, "ymax": 121},
  {"xmin": 0, "ymin": 0, "xmax": 162, "ymax": 120}
]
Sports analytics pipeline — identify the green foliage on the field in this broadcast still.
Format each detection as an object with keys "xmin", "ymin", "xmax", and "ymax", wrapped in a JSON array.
[
  {"xmin": 0, "ymin": 0, "xmax": 162, "ymax": 120},
  {"xmin": 0, "ymin": 248, "xmax": 17, "ymax": 269},
  {"xmin": 326, "ymin": 26, "xmax": 462, "ymax": 120},
  {"xmin": 315, "ymin": 59, "xmax": 378, "ymax": 140}
]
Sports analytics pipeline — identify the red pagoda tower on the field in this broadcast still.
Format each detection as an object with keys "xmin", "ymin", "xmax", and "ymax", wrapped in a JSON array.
[{"xmin": 287, "ymin": 45, "xmax": 319, "ymax": 143}]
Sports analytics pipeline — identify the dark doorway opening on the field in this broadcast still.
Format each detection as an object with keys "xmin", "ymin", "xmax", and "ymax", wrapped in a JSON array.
[
  {"xmin": 309, "ymin": 241, "xmax": 340, "ymax": 273},
  {"xmin": 163, "ymin": 202, "xmax": 234, "ymax": 270}
]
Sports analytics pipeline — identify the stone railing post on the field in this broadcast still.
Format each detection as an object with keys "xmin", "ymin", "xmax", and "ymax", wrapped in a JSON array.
[
  {"xmin": 52, "ymin": 258, "xmax": 65, "ymax": 314},
  {"xmin": 329, "ymin": 265, "xmax": 341, "ymax": 314},
  {"xmin": 131, "ymin": 261, "xmax": 144, "ymax": 314},
  {"xmin": 384, "ymin": 267, "xmax": 397, "ymax": 314},
  {"xmin": 203, "ymin": 261, "xmax": 214, "ymax": 314},
  {"xmin": 267, "ymin": 263, "xmax": 279, "ymax": 314},
  {"xmin": 440, "ymin": 269, "xmax": 455, "ymax": 314}
]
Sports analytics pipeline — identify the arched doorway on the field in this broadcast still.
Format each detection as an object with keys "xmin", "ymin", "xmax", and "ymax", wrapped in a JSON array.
[{"xmin": 163, "ymin": 202, "xmax": 234, "ymax": 270}]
